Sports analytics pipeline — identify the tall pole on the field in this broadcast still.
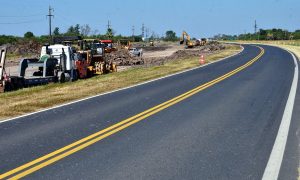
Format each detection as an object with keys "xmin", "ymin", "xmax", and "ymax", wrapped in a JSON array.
[
  {"xmin": 141, "ymin": 23, "xmax": 145, "ymax": 39},
  {"xmin": 107, "ymin": 20, "xmax": 111, "ymax": 30},
  {"xmin": 47, "ymin": 6, "xmax": 54, "ymax": 43},
  {"xmin": 254, "ymin": 20, "xmax": 258, "ymax": 40},
  {"xmin": 132, "ymin": 25, "xmax": 135, "ymax": 41}
]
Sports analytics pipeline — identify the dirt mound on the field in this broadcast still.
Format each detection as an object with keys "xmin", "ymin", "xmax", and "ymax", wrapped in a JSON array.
[
  {"xmin": 137, "ymin": 46, "xmax": 170, "ymax": 52},
  {"xmin": 6, "ymin": 39, "xmax": 42, "ymax": 56},
  {"xmin": 144, "ymin": 41, "xmax": 227, "ymax": 66},
  {"xmin": 105, "ymin": 49, "xmax": 144, "ymax": 66},
  {"xmin": 198, "ymin": 41, "xmax": 226, "ymax": 52}
]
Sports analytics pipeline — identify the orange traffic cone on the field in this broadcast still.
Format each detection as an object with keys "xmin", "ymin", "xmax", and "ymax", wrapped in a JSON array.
[{"xmin": 199, "ymin": 54, "xmax": 205, "ymax": 65}]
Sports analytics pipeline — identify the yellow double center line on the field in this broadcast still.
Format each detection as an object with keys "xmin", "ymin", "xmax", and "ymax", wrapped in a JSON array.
[{"xmin": 0, "ymin": 46, "xmax": 264, "ymax": 179}]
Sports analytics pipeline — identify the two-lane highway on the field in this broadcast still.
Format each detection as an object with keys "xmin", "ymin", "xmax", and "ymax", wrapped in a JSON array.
[{"xmin": 0, "ymin": 44, "xmax": 299, "ymax": 179}]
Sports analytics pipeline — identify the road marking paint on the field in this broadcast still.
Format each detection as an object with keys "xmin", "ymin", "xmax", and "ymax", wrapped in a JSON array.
[
  {"xmin": 262, "ymin": 51, "xmax": 299, "ymax": 180},
  {"xmin": 0, "ymin": 46, "xmax": 263, "ymax": 179}
]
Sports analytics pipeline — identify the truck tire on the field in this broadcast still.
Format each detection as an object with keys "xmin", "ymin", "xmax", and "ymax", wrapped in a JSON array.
[
  {"xmin": 71, "ymin": 69, "xmax": 78, "ymax": 81},
  {"xmin": 58, "ymin": 72, "xmax": 65, "ymax": 83}
]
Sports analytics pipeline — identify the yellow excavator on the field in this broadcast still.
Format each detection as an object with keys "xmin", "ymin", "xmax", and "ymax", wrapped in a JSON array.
[{"xmin": 179, "ymin": 31, "xmax": 194, "ymax": 48}]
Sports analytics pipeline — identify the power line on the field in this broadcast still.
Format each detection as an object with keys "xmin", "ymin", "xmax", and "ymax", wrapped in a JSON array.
[
  {"xmin": 0, "ymin": 19, "xmax": 44, "ymax": 24},
  {"xmin": 0, "ymin": 14, "xmax": 44, "ymax": 18}
]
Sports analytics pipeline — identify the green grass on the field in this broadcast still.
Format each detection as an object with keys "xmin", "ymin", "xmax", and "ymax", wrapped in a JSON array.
[{"xmin": 0, "ymin": 44, "xmax": 241, "ymax": 120}]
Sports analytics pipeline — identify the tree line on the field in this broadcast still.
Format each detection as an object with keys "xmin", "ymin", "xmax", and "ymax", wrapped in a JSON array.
[
  {"xmin": 214, "ymin": 29, "xmax": 300, "ymax": 41},
  {"xmin": 0, "ymin": 25, "xmax": 182, "ymax": 46}
]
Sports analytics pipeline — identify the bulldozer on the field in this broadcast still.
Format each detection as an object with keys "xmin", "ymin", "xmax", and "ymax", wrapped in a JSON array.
[{"xmin": 179, "ymin": 31, "xmax": 194, "ymax": 48}]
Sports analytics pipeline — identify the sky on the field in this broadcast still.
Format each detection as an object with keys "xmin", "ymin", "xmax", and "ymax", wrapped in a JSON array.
[{"xmin": 0, "ymin": 0, "xmax": 299, "ymax": 38}]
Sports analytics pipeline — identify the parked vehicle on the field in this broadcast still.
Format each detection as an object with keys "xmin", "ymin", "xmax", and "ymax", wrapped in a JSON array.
[{"xmin": 129, "ymin": 48, "xmax": 143, "ymax": 57}]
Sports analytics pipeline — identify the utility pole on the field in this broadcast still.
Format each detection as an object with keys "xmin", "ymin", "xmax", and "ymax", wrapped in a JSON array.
[
  {"xmin": 107, "ymin": 20, "xmax": 113, "ymax": 39},
  {"xmin": 132, "ymin": 25, "xmax": 135, "ymax": 41},
  {"xmin": 107, "ymin": 20, "xmax": 111, "ymax": 30},
  {"xmin": 254, "ymin": 20, "xmax": 259, "ymax": 40},
  {"xmin": 146, "ymin": 27, "xmax": 149, "ymax": 39},
  {"xmin": 141, "ymin": 23, "xmax": 145, "ymax": 39},
  {"xmin": 47, "ymin": 6, "xmax": 54, "ymax": 43}
]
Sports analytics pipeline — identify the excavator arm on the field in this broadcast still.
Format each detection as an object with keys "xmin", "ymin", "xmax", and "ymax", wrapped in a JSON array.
[{"xmin": 180, "ymin": 31, "xmax": 194, "ymax": 48}]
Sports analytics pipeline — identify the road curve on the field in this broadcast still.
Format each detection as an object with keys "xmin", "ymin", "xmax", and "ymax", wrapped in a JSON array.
[{"xmin": 0, "ymin": 45, "xmax": 299, "ymax": 179}]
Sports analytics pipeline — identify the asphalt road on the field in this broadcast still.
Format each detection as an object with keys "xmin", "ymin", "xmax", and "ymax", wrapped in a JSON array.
[{"xmin": 0, "ymin": 44, "xmax": 299, "ymax": 179}]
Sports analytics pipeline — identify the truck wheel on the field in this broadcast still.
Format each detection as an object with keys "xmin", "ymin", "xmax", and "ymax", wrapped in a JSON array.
[
  {"xmin": 58, "ymin": 72, "xmax": 65, "ymax": 83},
  {"xmin": 71, "ymin": 69, "xmax": 78, "ymax": 81}
]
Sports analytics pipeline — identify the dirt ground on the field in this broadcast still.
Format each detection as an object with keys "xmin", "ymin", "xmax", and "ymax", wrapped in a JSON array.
[{"xmin": 4, "ymin": 41, "xmax": 227, "ymax": 76}]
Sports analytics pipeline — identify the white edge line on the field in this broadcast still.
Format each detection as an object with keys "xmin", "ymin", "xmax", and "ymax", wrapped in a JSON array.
[
  {"xmin": 262, "ymin": 49, "xmax": 299, "ymax": 180},
  {"xmin": 0, "ymin": 45, "xmax": 245, "ymax": 124}
]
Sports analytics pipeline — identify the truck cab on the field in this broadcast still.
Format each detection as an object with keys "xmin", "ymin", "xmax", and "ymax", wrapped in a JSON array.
[{"xmin": 40, "ymin": 44, "xmax": 76, "ymax": 71}]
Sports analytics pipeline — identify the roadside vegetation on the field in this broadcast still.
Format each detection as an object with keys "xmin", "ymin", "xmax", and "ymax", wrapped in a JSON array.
[
  {"xmin": 215, "ymin": 28, "xmax": 300, "ymax": 58},
  {"xmin": 215, "ymin": 29, "xmax": 300, "ymax": 41},
  {"xmin": 0, "ymin": 45, "xmax": 241, "ymax": 120},
  {"xmin": 231, "ymin": 40, "xmax": 300, "ymax": 60}
]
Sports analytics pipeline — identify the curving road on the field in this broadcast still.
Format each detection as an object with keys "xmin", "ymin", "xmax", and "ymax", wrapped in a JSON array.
[{"xmin": 0, "ymin": 45, "xmax": 299, "ymax": 179}]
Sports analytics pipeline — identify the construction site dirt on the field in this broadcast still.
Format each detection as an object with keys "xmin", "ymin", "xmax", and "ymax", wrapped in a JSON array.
[
  {"xmin": 4, "ymin": 41, "xmax": 227, "ymax": 76},
  {"xmin": 106, "ymin": 41, "xmax": 226, "ymax": 67}
]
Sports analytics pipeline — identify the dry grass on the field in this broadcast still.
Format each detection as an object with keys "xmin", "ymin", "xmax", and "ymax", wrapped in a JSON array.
[
  {"xmin": 0, "ymin": 45, "xmax": 241, "ymax": 120},
  {"xmin": 232, "ymin": 40, "xmax": 300, "ymax": 59}
]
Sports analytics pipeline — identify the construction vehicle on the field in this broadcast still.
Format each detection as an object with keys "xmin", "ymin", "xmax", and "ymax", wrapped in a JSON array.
[
  {"xmin": 0, "ymin": 44, "xmax": 78, "ymax": 92},
  {"xmin": 201, "ymin": 38, "xmax": 207, "ymax": 45},
  {"xmin": 128, "ymin": 48, "xmax": 143, "ymax": 57},
  {"xmin": 77, "ymin": 39, "xmax": 117, "ymax": 76},
  {"xmin": 180, "ymin": 31, "xmax": 194, "ymax": 48},
  {"xmin": 117, "ymin": 39, "xmax": 131, "ymax": 49},
  {"xmin": 100, "ymin": 40, "xmax": 117, "ymax": 53},
  {"xmin": 149, "ymin": 41, "xmax": 154, "ymax": 46},
  {"xmin": 194, "ymin": 38, "xmax": 207, "ymax": 46}
]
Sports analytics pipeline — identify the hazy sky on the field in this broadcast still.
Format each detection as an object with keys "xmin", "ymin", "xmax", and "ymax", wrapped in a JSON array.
[{"xmin": 0, "ymin": 0, "xmax": 299, "ymax": 38}]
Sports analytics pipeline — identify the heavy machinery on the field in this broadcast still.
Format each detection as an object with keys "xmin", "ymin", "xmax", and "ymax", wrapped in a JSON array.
[
  {"xmin": 0, "ymin": 36, "xmax": 117, "ymax": 93},
  {"xmin": 117, "ymin": 39, "xmax": 131, "ymax": 49},
  {"xmin": 195, "ymin": 38, "xmax": 207, "ymax": 46},
  {"xmin": 0, "ymin": 44, "xmax": 79, "ymax": 92},
  {"xmin": 179, "ymin": 31, "xmax": 194, "ymax": 48},
  {"xmin": 77, "ymin": 39, "xmax": 117, "ymax": 76},
  {"xmin": 18, "ymin": 44, "xmax": 78, "ymax": 85},
  {"xmin": 149, "ymin": 41, "xmax": 154, "ymax": 46},
  {"xmin": 100, "ymin": 40, "xmax": 117, "ymax": 53}
]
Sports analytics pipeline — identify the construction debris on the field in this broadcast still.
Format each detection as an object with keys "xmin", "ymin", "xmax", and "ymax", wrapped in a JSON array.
[{"xmin": 105, "ymin": 49, "xmax": 144, "ymax": 66}]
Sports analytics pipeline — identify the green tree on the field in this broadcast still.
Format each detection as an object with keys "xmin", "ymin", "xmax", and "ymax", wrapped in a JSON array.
[
  {"xmin": 24, "ymin": 31, "xmax": 34, "ymax": 38},
  {"xmin": 165, "ymin": 30, "xmax": 177, "ymax": 41},
  {"xmin": 53, "ymin": 27, "xmax": 60, "ymax": 36},
  {"xmin": 66, "ymin": 25, "xmax": 75, "ymax": 35},
  {"xmin": 74, "ymin": 24, "xmax": 80, "ymax": 35},
  {"xmin": 65, "ymin": 24, "xmax": 80, "ymax": 36}
]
